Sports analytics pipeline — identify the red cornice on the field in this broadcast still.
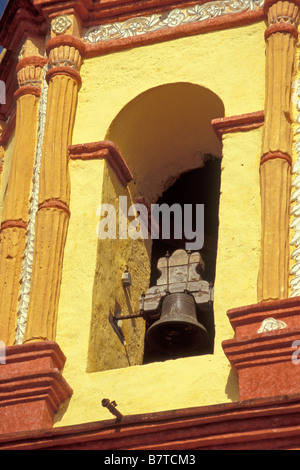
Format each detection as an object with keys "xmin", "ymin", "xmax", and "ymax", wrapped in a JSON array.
[
  {"xmin": 260, "ymin": 151, "xmax": 292, "ymax": 166},
  {"xmin": 0, "ymin": 1, "xmax": 46, "ymax": 122},
  {"xmin": 46, "ymin": 34, "xmax": 86, "ymax": 55},
  {"xmin": 83, "ymin": 9, "xmax": 264, "ymax": 57},
  {"xmin": 211, "ymin": 110, "xmax": 264, "ymax": 140},
  {"xmin": 0, "ymin": 1, "xmax": 266, "ymax": 127},
  {"xmin": 68, "ymin": 140, "xmax": 133, "ymax": 187},
  {"xmin": 16, "ymin": 56, "xmax": 49, "ymax": 71},
  {"xmin": 2, "ymin": 394, "xmax": 300, "ymax": 449},
  {"xmin": 226, "ymin": 296, "xmax": 300, "ymax": 338},
  {"xmin": 14, "ymin": 85, "xmax": 42, "ymax": 99},
  {"xmin": 0, "ymin": 341, "xmax": 73, "ymax": 434},
  {"xmin": 265, "ymin": 22, "xmax": 298, "ymax": 40},
  {"xmin": 38, "ymin": 199, "xmax": 71, "ymax": 217},
  {"xmin": 0, "ymin": 0, "xmax": 46, "ymax": 53},
  {"xmin": 46, "ymin": 65, "xmax": 82, "ymax": 85},
  {"xmin": 222, "ymin": 297, "xmax": 300, "ymax": 401},
  {"xmin": 32, "ymin": 0, "xmax": 242, "ymax": 24},
  {"xmin": 0, "ymin": 219, "xmax": 28, "ymax": 232}
]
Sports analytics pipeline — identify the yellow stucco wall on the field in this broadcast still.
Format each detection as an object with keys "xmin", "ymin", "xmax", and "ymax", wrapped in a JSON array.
[{"xmin": 54, "ymin": 21, "xmax": 265, "ymax": 426}]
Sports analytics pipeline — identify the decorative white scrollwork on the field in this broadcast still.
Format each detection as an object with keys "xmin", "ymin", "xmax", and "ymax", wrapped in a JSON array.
[
  {"xmin": 83, "ymin": 0, "xmax": 265, "ymax": 44},
  {"xmin": 290, "ymin": 68, "xmax": 300, "ymax": 297},
  {"xmin": 52, "ymin": 15, "xmax": 72, "ymax": 35},
  {"xmin": 15, "ymin": 64, "xmax": 49, "ymax": 345},
  {"xmin": 257, "ymin": 317, "xmax": 287, "ymax": 333}
]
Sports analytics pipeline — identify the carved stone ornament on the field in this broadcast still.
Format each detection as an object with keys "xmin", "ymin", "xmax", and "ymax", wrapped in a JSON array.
[
  {"xmin": 52, "ymin": 15, "xmax": 72, "ymax": 35},
  {"xmin": 83, "ymin": 0, "xmax": 265, "ymax": 43},
  {"xmin": 257, "ymin": 317, "xmax": 287, "ymax": 333},
  {"xmin": 140, "ymin": 249, "xmax": 212, "ymax": 315}
]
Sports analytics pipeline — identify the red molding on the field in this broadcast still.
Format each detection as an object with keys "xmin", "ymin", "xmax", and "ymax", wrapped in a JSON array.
[
  {"xmin": 223, "ymin": 329, "xmax": 300, "ymax": 369},
  {"xmin": 46, "ymin": 66, "xmax": 82, "ymax": 86},
  {"xmin": 265, "ymin": 23, "xmax": 298, "ymax": 41},
  {"xmin": 83, "ymin": 9, "xmax": 265, "ymax": 58},
  {"xmin": 46, "ymin": 34, "xmax": 86, "ymax": 56},
  {"xmin": 2, "ymin": 394, "xmax": 300, "ymax": 449},
  {"xmin": 16, "ymin": 56, "xmax": 49, "ymax": 72},
  {"xmin": 226, "ymin": 296, "xmax": 300, "ymax": 338},
  {"xmin": 0, "ymin": 341, "xmax": 72, "ymax": 434},
  {"xmin": 222, "ymin": 297, "xmax": 300, "ymax": 401},
  {"xmin": 0, "ymin": 3, "xmax": 266, "ymax": 127},
  {"xmin": 38, "ymin": 199, "xmax": 71, "ymax": 217},
  {"xmin": 0, "ymin": 220, "xmax": 28, "ymax": 232},
  {"xmin": 211, "ymin": 110, "xmax": 264, "ymax": 140},
  {"xmin": 223, "ymin": 329, "xmax": 300, "ymax": 400},
  {"xmin": 14, "ymin": 86, "xmax": 41, "ymax": 99},
  {"xmin": 68, "ymin": 140, "xmax": 133, "ymax": 187},
  {"xmin": 32, "ymin": 0, "xmax": 265, "ymax": 28},
  {"xmin": 0, "ymin": 1, "xmax": 46, "ymax": 53},
  {"xmin": 260, "ymin": 151, "xmax": 292, "ymax": 166},
  {"xmin": 16, "ymin": 9, "xmax": 265, "ymax": 61}
]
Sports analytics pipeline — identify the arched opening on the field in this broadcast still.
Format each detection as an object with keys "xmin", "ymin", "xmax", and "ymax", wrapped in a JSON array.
[
  {"xmin": 106, "ymin": 82, "xmax": 224, "ymax": 204},
  {"xmin": 150, "ymin": 159, "xmax": 221, "ymax": 288},
  {"xmin": 88, "ymin": 82, "xmax": 224, "ymax": 371},
  {"xmin": 143, "ymin": 158, "xmax": 221, "ymax": 364}
]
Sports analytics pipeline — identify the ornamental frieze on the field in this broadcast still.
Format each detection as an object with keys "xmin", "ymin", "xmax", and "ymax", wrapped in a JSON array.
[{"xmin": 83, "ymin": 0, "xmax": 265, "ymax": 44}]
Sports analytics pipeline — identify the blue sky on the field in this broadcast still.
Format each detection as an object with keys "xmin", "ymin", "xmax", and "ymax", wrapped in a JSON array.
[{"xmin": 0, "ymin": 0, "xmax": 9, "ymax": 54}]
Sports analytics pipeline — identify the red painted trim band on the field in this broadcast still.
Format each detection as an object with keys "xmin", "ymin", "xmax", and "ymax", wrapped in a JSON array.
[
  {"xmin": 46, "ymin": 35, "xmax": 86, "ymax": 56},
  {"xmin": 16, "ymin": 56, "xmax": 48, "ymax": 72},
  {"xmin": 83, "ymin": 10, "xmax": 265, "ymax": 58},
  {"xmin": 211, "ymin": 110, "xmax": 264, "ymax": 139},
  {"xmin": 0, "ymin": 220, "xmax": 27, "ymax": 232},
  {"xmin": 260, "ymin": 151, "xmax": 292, "ymax": 166},
  {"xmin": 14, "ymin": 86, "xmax": 41, "ymax": 99},
  {"xmin": 46, "ymin": 66, "xmax": 82, "ymax": 86},
  {"xmin": 68, "ymin": 140, "xmax": 133, "ymax": 187},
  {"xmin": 265, "ymin": 23, "xmax": 298, "ymax": 41},
  {"xmin": 38, "ymin": 199, "xmax": 71, "ymax": 217}
]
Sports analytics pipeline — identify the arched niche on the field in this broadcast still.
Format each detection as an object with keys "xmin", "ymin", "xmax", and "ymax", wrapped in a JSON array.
[
  {"xmin": 106, "ymin": 82, "xmax": 224, "ymax": 203},
  {"xmin": 88, "ymin": 82, "xmax": 224, "ymax": 371}
]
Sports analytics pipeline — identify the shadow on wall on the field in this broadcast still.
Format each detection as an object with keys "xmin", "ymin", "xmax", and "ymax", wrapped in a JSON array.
[{"xmin": 87, "ymin": 82, "xmax": 225, "ymax": 373}]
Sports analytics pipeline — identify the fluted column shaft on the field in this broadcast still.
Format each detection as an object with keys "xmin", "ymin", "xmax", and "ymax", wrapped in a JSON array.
[
  {"xmin": 258, "ymin": 0, "xmax": 300, "ymax": 302},
  {"xmin": 0, "ymin": 56, "xmax": 46, "ymax": 345},
  {"xmin": 23, "ymin": 36, "xmax": 83, "ymax": 343}
]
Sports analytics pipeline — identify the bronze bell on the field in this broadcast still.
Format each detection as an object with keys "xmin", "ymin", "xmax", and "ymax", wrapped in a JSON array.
[{"xmin": 146, "ymin": 292, "xmax": 209, "ymax": 354}]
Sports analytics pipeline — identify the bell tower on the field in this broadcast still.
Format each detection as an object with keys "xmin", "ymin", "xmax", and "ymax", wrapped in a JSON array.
[{"xmin": 2, "ymin": 0, "xmax": 300, "ymax": 450}]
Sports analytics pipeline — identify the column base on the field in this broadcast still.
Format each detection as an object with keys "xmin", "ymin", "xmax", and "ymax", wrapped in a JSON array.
[
  {"xmin": 0, "ymin": 341, "xmax": 72, "ymax": 434},
  {"xmin": 222, "ymin": 297, "xmax": 300, "ymax": 401}
]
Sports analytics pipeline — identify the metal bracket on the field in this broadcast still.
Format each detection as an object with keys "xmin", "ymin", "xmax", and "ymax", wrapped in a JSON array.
[
  {"xmin": 109, "ymin": 312, "xmax": 126, "ymax": 345},
  {"xmin": 109, "ymin": 311, "xmax": 144, "ymax": 345},
  {"xmin": 102, "ymin": 398, "xmax": 123, "ymax": 423}
]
